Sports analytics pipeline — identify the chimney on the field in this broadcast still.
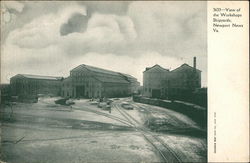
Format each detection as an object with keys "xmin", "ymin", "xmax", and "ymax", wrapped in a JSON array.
[{"xmin": 193, "ymin": 57, "xmax": 196, "ymax": 69}]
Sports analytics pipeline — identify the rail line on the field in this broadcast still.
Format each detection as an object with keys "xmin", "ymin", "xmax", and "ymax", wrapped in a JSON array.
[
  {"xmin": 131, "ymin": 102, "xmax": 185, "ymax": 162},
  {"xmin": 39, "ymin": 98, "xmax": 182, "ymax": 162},
  {"xmin": 113, "ymin": 102, "xmax": 182, "ymax": 163},
  {"xmin": 131, "ymin": 102, "xmax": 207, "ymax": 137},
  {"xmin": 38, "ymin": 98, "xmax": 133, "ymax": 127}
]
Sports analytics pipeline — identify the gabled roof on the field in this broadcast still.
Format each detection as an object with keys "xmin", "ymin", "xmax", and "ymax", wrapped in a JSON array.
[
  {"xmin": 143, "ymin": 64, "xmax": 169, "ymax": 73},
  {"xmin": 12, "ymin": 74, "xmax": 63, "ymax": 81},
  {"xmin": 93, "ymin": 75, "xmax": 129, "ymax": 84},
  {"xmin": 71, "ymin": 64, "xmax": 120, "ymax": 76},
  {"xmin": 118, "ymin": 73, "xmax": 138, "ymax": 83},
  {"xmin": 171, "ymin": 64, "xmax": 201, "ymax": 72},
  {"xmin": 119, "ymin": 73, "xmax": 136, "ymax": 79},
  {"xmin": 71, "ymin": 64, "xmax": 137, "ymax": 84}
]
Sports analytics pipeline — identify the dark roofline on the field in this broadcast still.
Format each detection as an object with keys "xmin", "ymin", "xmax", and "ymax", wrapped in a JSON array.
[
  {"xmin": 71, "ymin": 64, "xmax": 138, "ymax": 80},
  {"xmin": 118, "ymin": 73, "xmax": 137, "ymax": 80},
  {"xmin": 71, "ymin": 64, "xmax": 132, "ymax": 84},
  {"xmin": 62, "ymin": 76, "xmax": 71, "ymax": 81},
  {"xmin": 143, "ymin": 64, "xmax": 169, "ymax": 73},
  {"xmin": 171, "ymin": 63, "xmax": 201, "ymax": 72},
  {"xmin": 72, "ymin": 64, "xmax": 117, "ymax": 73},
  {"xmin": 91, "ymin": 76, "xmax": 129, "ymax": 84},
  {"xmin": 11, "ymin": 74, "xmax": 63, "ymax": 80}
]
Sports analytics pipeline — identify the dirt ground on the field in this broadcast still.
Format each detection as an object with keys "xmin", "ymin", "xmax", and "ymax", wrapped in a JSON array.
[{"xmin": 0, "ymin": 97, "xmax": 207, "ymax": 163}]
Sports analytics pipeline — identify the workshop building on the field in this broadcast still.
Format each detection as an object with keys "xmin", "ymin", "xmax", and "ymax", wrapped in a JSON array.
[
  {"xmin": 143, "ymin": 57, "xmax": 201, "ymax": 100},
  {"xmin": 143, "ymin": 64, "xmax": 170, "ymax": 98},
  {"xmin": 10, "ymin": 74, "xmax": 62, "ymax": 99},
  {"xmin": 119, "ymin": 73, "xmax": 140, "ymax": 94},
  {"xmin": 62, "ymin": 64, "xmax": 140, "ymax": 98}
]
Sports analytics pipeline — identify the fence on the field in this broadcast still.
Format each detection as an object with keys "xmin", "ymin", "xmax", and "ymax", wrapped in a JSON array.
[{"xmin": 133, "ymin": 95, "xmax": 207, "ymax": 129}]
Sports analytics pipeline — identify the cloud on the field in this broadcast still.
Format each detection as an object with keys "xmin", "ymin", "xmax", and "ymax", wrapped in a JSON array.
[
  {"xmin": 5, "ymin": 5, "xmax": 137, "ymax": 54},
  {"xmin": 2, "ymin": 4, "xmax": 138, "ymax": 80},
  {"xmin": 127, "ymin": 1, "xmax": 207, "ymax": 57},
  {"xmin": 5, "ymin": 3, "xmax": 87, "ymax": 49},
  {"xmin": 60, "ymin": 13, "xmax": 137, "ymax": 56},
  {"xmin": 4, "ymin": 1, "xmax": 206, "ymax": 57},
  {"xmin": 60, "ymin": 13, "xmax": 89, "ymax": 36},
  {"xmin": 2, "ymin": 1, "xmax": 24, "ymax": 13},
  {"xmin": 81, "ymin": 1, "xmax": 130, "ymax": 15},
  {"xmin": 2, "ymin": 1, "xmax": 207, "ymax": 86}
]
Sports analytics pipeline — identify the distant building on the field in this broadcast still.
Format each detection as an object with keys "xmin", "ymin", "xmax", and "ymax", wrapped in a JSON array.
[
  {"xmin": 61, "ymin": 64, "xmax": 140, "ymax": 98},
  {"xmin": 143, "ymin": 57, "xmax": 201, "ymax": 100},
  {"xmin": 61, "ymin": 77, "xmax": 73, "ymax": 97},
  {"xmin": 10, "ymin": 74, "xmax": 62, "ymax": 99},
  {"xmin": 167, "ymin": 63, "xmax": 201, "ymax": 100},
  {"xmin": 0, "ymin": 84, "xmax": 10, "ymax": 104},
  {"xmin": 119, "ymin": 73, "xmax": 140, "ymax": 94},
  {"xmin": 143, "ymin": 64, "xmax": 170, "ymax": 98}
]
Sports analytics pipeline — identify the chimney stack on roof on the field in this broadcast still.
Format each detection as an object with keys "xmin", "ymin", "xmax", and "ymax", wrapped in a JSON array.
[{"xmin": 193, "ymin": 57, "xmax": 196, "ymax": 69}]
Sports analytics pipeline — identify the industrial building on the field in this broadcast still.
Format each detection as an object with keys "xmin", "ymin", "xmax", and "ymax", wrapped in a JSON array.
[
  {"xmin": 10, "ymin": 74, "xmax": 62, "ymax": 100},
  {"xmin": 0, "ymin": 84, "xmax": 10, "ymax": 104},
  {"xmin": 61, "ymin": 64, "xmax": 140, "ymax": 98},
  {"xmin": 119, "ymin": 73, "xmax": 140, "ymax": 94},
  {"xmin": 143, "ymin": 57, "xmax": 201, "ymax": 100},
  {"xmin": 143, "ymin": 64, "xmax": 170, "ymax": 98},
  {"xmin": 61, "ymin": 77, "xmax": 73, "ymax": 97}
]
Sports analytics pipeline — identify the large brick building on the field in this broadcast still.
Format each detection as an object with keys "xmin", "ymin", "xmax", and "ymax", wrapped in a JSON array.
[
  {"xmin": 10, "ymin": 74, "xmax": 62, "ymax": 99},
  {"xmin": 143, "ymin": 64, "xmax": 170, "ymax": 98},
  {"xmin": 62, "ymin": 64, "xmax": 140, "ymax": 98},
  {"xmin": 143, "ymin": 57, "xmax": 201, "ymax": 100}
]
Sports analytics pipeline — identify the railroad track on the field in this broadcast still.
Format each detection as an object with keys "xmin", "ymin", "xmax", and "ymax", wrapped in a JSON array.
[
  {"xmin": 113, "ymin": 102, "xmax": 182, "ymax": 163},
  {"xmin": 38, "ymin": 98, "xmax": 133, "ymax": 127},
  {"xmin": 40, "ymin": 98, "xmax": 182, "ymax": 162}
]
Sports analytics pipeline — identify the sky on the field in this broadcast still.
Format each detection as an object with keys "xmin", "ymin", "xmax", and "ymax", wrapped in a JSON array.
[{"xmin": 1, "ymin": 1, "xmax": 207, "ymax": 86}]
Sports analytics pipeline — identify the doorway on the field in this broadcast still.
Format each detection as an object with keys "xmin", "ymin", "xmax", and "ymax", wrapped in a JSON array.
[{"xmin": 76, "ymin": 85, "xmax": 85, "ymax": 98}]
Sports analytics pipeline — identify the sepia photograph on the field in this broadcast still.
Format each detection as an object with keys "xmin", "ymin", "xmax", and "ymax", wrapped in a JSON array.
[{"xmin": 1, "ymin": 1, "xmax": 208, "ymax": 162}]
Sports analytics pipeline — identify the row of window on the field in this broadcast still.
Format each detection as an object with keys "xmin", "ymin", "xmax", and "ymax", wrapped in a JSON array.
[
  {"xmin": 171, "ymin": 80, "xmax": 200, "ymax": 86},
  {"xmin": 63, "ymin": 82, "xmax": 101, "ymax": 89},
  {"xmin": 62, "ymin": 90, "xmax": 102, "ymax": 98}
]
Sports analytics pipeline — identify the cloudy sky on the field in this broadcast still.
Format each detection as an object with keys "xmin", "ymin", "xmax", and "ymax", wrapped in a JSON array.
[{"xmin": 1, "ymin": 1, "xmax": 207, "ymax": 86}]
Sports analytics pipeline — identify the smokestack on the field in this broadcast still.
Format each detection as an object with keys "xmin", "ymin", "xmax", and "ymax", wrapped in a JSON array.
[{"xmin": 193, "ymin": 57, "xmax": 196, "ymax": 69}]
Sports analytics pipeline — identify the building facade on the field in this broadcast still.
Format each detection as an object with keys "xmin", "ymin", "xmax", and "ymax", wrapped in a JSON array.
[
  {"xmin": 61, "ymin": 77, "xmax": 73, "ymax": 97},
  {"xmin": 61, "ymin": 64, "xmax": 140, "ymax": 98},
  {"xmin": 119, "ymin": 73, "xmax": 140, "ymax": 94},
  {"xmin": 0, "ymin": 84, "xmax": 10, "ymax": 104},
  {"xmin": 143, "ymin": 57, "xmax": 201, "ymax": 100},
  {"xmin": 143, "ymin": 64, "xmax": 170, "ymax": 98},
  {"xmin": 167, "ymin": 63, "xmax": 201, "ymax": 100},
  {"xmin": 10, "ymin": 74, "xmax": 62, "ymax": 99}
]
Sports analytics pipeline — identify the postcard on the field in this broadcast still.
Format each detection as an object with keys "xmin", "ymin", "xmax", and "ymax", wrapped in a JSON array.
[{"xmin": 0, "ymin": 1, "xmax": 248, "ymax": 162}]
